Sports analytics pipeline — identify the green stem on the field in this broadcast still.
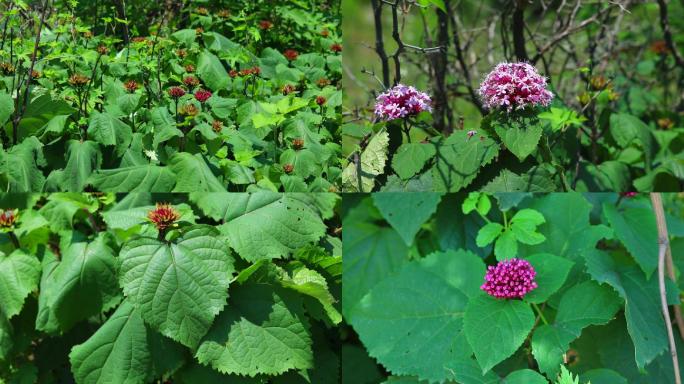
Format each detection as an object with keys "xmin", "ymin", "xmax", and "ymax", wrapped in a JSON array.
[
  {"xmin": 532, "ymin": 303, "xmax": 549, "ymax": 325},
  {"xmin": 503, "ymin": 210, "xmax": 509, "ymax": 230}
]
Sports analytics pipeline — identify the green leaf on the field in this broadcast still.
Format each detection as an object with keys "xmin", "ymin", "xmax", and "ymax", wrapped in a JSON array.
[
  {"xmin": 171, "ymin": 29, "xmax": 197, "ymax": 46},
  {"xmin": 495, "ymin": 124, "xmax": 542, "ymax": 161},
  {"xmin": 61, "ymin": 140, "xmax": 101, "ymax": 191},
  {"xmin": 198, "ymin": 50, "xmax": 229, "ymax": 91},
  {"xmin": 196, "ymin": 284, "xmax": 313, "ymax": 377},
  {"xmin": 88, "ymin": 165, "xmax": 176, "ymax": 192},
  {"xmin": 0, "ymin": 92, "xmax": 14, "ymax": 126},
  {"xmin": 350, "ymin": 250, "xmax": 486, "ymax": 382},
  {"xmin": 432, "ymin": 131, "xmax": 499, "ymax": 192},
  {"xmin": 523, "ymin": 253, "xmax": 573, "ymax": 304},
  {"xmin": 119, "ymin": 225, "xmax": 234, "ymax": 348},
  {"xmin": 603, "ymin": 204, "xmax": 658, "ymax": 278},
  {"xmin": 464, "ymin": 294, "xmax": 535, "ymax": 373},
  {"xmin": 583, "ymin": 252, "xmax": 668, "ymax": 369},
  {"xmin": 193, "ymin": 193, "xmax": 327, "ymax": 262},
  {"xmin": 342, "ymin": 222, "xmax": 408, "ymax": 319},
  {"xmin": 510, "ymin": 209, "xmax": 546, "ymax": 245},
  {"xmin": 531, "ymin": 281, "xmax": 622, "ymax": 376},
  {"xmin": 0, "ymin": 315, "xmax": 12, "ymax": 361},
  {"xmin": 88, "ymin": 111, "xmax": 132, "ymax": 156},
  {"xmin": 581, "ymin": 369, "xmax": 628, "ymax": 384},
  {"xmin": 0, "ymin": 137, "xmax": 46, "ymax": 192},
  {"xmin": 0, "ymin": 249, "xmax": 41, "ymax": 319},
  {"xmin": 538, "ymin": 107, "xmax": 587, "ymax": 132},
  {"xmin": 518, "ymin": 193, "xmax": 613, "ymax": 259},
  {"xmin": 170, "ymin": 152, "xmax": 226, "ymax": 192},
  {"xmin": 281, "ymin": 266, "xmax": 341, "ymax": 325},
  {"xmin": 609, "ymin": 113, "xmax": 654, "ymax": 169},
  {"xmin": 476, "ymin": 222, "xmax": 504, "ymax": 247},
  {"xmin": 342, "ymin": 131, "xmax": 389, "ymax": 192},
  {"xmin": 69, "ymin": 300, "xmax": 150, "ymax": 384},
  {"xmin": 38, "ymin": 193, "xmax": 98, "ymax": 232},
  {"xmin": 554, "ymin": 281, "xmax": 622, "ymax": 334},
  {"xmin": 504, "ymin": 369, "xmax": 548, "ymax": 384},
  {"xmin": 494, "ymin": 229, "xmax": 517, "ymax": 260},
  {"xmin": 36, "ymin": 235, "xmax": 120, "ymax": 333},
  {"xmin": 372, "ymin": 193, "xmax": 442, "ymax": 245},
  {"xmin": 391, "ymin": 143, "xmax": 436, "ymax": 180},
  {"xmin": 482, "ymin": 169, "xmax": 557, "ymax": 192}
]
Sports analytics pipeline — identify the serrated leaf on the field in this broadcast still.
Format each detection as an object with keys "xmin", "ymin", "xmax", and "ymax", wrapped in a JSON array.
[
  {"xmin": 88, "ymin": 164, "xmax": 176, "ymax": 192},
  {"xmin": 194, "ymin": 193, "xmax": 327, "ymax": 262},
  {"xmin": 391, "ymin": 143, "xmax": 436, "ymax": 180},
  {"xmin": 196, "ymin": 284, "xmax": 313, "ymax": 377},
  {"xmin": 531, "ymin": 281, "xmax": 622, "ymax": 377},
  {"xmin": 281, "ymin": 266, "xmax": 341, "ymax": 325},
  {"xmin": 342, "ymin": 131, "xmax": 389, "ymax": 192},
  {"xmin": 170, "ymin": 152, "xmax": 226, "ymax": 192},
  {"xmin": 482, "ymin": 169, "xmax": 557, "ymax": 192},
  {"xmin": 61, "ymin": 140, "xmax": 101, "ymax": 191},
  {"xmin": 198, "ymin": 50, "xmax": 229, "ymax": 91},
  {"xmin": 0, "ymin": 137, "xmax": 46, "ymax": 192},
  {"xmin": 119, "ymin": 225, "xmax": 234, "ymax": 348},
  {"xmin": 583, "ymin": 252, "xmax": 668, "ymax": 369},
  {"xmin": 342, "ymin": 222, "xmax": 408, "ymax": 319},
  {"xmin": 372, "ymin": 193, "xmax": 442, "ymax": 245},
  {"xmin": 464, "ymin": 294, "xmax": 535, "ymax": 373},
  {"xmin": 88, "ymin": 111, "xmax": 132, "ymax": 156},
  {"xmin": 0, "ymin": 249, "xmax": 41, "ymax": 319},
  {"xmin": 69, "ymin": 300, "xmax": 150, "ymax": 384},
  {"xmin": 36, "ymin": 235, "xmax": 120, "ymax": 333},
  {"xmin": 495, "ymin": 124, "xmax": 542, "ymax": 161},
  {"xmin": 432, "ymin": 131, "xmax": 499, "ymax": 192},
  {"xmin": 603, "ymin": 204, "xmax": 658, "ymax": 278},
  {"xmin": 350, "ymin": 250, "xmax": 486, "ymax": 382}
]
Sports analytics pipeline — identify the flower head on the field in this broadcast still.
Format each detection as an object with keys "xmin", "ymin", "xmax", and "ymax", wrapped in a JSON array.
[
  {"xmin": 194, "ymin": 89, "xmax": 212, "ymax": 103},
  {"xmin": 185, "ymin": 64, "xmax": 195, "ymax": 73},
  {"xmin": 259, "ymin": 20, "xmax": 273, "ymax": 30},
  {"xmin": 148, "ymin": 203, "xmax": 180, "ymax": 231},
  {"xmin": 283, "ymin": 163, "xmax": 294, "ymax": 174},
  {"xmin": 68, "ymin": 74, "xmax": 90, "ymax": 87},
  {"xmin": 282, "ymin": 84, "xmax": 296, "ymax": 95},
  {"xmin": 183, "ymin": 76, "xmax": 200, "ymax": 88},
  {"xmin": 168, "ymin": 86, "xmax": 186, "ymax": 99},
  {"xmin": 292, "ymin": 138, "xmax": 304, "ymax": 150},
  {"xmin": 179, "ymin": 103, "xmax": 199, "ymax": 117},
  {"xmin": 315, "ymin": 95, "xmax": 327, "ymax": 106},
  {"xmin": 212, "ymin": 120, "xmax": 223, "ymax": 133},
  {"xmin": 478, "ymin": 62, "xmax": 553, "ymax": 111},
  {"xmin": 124, "ymin": 80, "xmax": 139, "ymax": 93},
  {"xmin": 97, "ymin": 45, "xmax": 109, "ymax": 55},
  {"xmin": 481, "ymin": 258, "xmax": 538, "ymax": 299},
  {"xmin": 284, "ymin": 49, "xmax": 299, "ymax": 61},
  {"xmin": 0, "ymin": 209, "xmax": 18, "ymax": 229},
  {"xmin": 374, "ymin": 84, "xmax": 432, "ymax": 121},
  {"xmin": 331, "ymin": 43, "xmax": 342, "ymax": 53}
]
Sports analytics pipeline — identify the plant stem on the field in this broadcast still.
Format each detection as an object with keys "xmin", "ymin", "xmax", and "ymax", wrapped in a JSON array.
[
  {"xmin": 503, "ymin": 210, "xmax": 509, "ymax": 230},
  {"xmin": 532, "ymin": 303, "xmax": 548, "ymax": 325},
  {"xmin": 8, "ymin": 231, "xmax": 19, "ymax": 249},
  {"xmin": 650, "ymin": 193, "xmax": 683, "ymax": 384}
]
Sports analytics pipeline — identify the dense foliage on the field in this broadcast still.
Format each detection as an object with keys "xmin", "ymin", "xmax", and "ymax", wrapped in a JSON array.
[
  {"xmin": 0, "ymin": 0, "xmax": 342, "ymax": 192},
  {"xmin": 0, "ymin": 192, "xmax": 341, "ymax": 383},
  {"xmin": 342, "ymin": 192, "xmax": 684, "ymax": 383},
  {"xmin": 342, "ymin": 1, "xmax": 684, "ymax": 192}
]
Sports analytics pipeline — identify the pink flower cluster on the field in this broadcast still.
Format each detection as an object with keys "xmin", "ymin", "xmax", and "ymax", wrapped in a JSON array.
[
  {"xmin": 374, "ymin": 84, "xmax": 432, "ymax": 120},
  {"xmin": 481, "ymin": 258, "xmax": 538, "ymax": 299},
  {"xmin": 478, "ymin": 62, "xmax": 553, "ymax": 111}
]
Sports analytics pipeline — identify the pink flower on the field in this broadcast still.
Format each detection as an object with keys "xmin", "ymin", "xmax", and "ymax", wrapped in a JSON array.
[
  {"xmin": 168, "ymin": 87, "xmax": 186, "ymax": 99},
  {"xmin": 481, "ymin": 258, "xmax": 538, "ymax": 299},
  {"xmin": 194, "ymin": 89, "xmax": 212, "ymax": 103},
  {"xmin": 478, "ymin": 62, "xmax": 553, "ymax": 111},
  {"xmin": 374, "ymin": 84, "xmax": 432, "ymax": 121}
]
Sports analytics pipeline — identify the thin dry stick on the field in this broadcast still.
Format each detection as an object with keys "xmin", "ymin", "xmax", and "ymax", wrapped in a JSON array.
[{"xmin": 650, "ymin": 193, "xmax": 682, "ymax": 384}]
